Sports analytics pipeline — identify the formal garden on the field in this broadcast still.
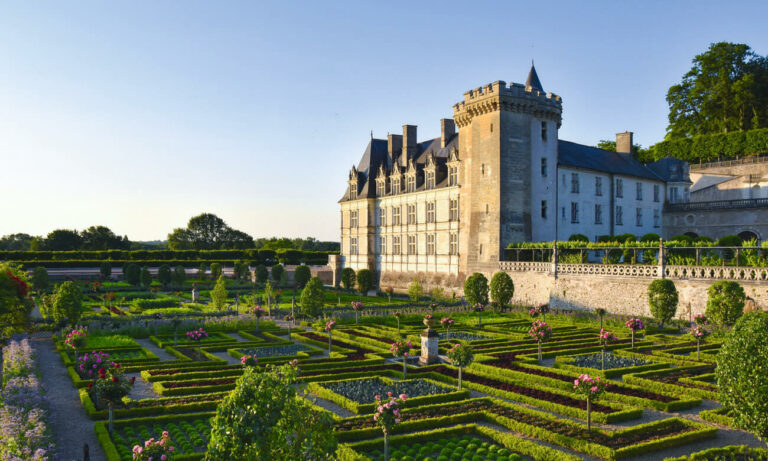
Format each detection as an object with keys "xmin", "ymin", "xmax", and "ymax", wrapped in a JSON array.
[{"xmin": 2, "ymin": 262, "xmax": 768, "ymax": 461}]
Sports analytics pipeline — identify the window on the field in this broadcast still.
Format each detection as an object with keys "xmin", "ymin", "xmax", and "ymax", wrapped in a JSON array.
[
  {"xmin": 407, "ymin": 235, "xmax": 417, "ymax": 255},
  {"xmin": 376, "ymin": 181, "xmax": 385, "ymax": 197},
  {"xmin": 595, "ymin": 177, "xmax": 602, "ymax": 196},
  {"xmin": 616, "ymin": 206, "xmax": 623, "ymax": 226},
  {"xmin": 350, "ymin": 210, "xmax": 358, "ymax": 228},
  {"xmin": 570, "ymin": 202, "xmax": 579, "ymax": 223},
  {"xmin": 561, "ymin": 207, "xmax": 565, "ymax": 220},
  {"xmin": 571, "ymin": 173, "xmax": 579, "ymax": 193},
  {"xmin": 670, "ymin": 187, "xmax": 679, "ymax": 202},
  {"xmin": 541, "ymin": 200, "xmax": 547, "ymax": 219},
  {"xmin": 636, "ymin": 182, "xmax": 643, "ymax": 200},
  {"xmin": 407, "ymin": 204, "xmax": 416, "ymax": 225},
  {"xmin": 379, "ymin": 236, "xmax": 387, "ymax": 254},
  {"xmin": 379, "ymin": 208, "xmax": 386, "ymax": 226},
  {"xmin": 653, "ymin": 209, "xmax": 660, "ymax": 228},
  {"xmin": 405, "ymin": 175, "xmax": 416, "ymax": 193},
  {"xmin": 541, "ymin": 121, "xmax": 547, "ymax": 140},
  {"xmin": 426, "ymin": 202, "xmax": 435, "ymax": 223},
  {"xmin": 426, "ymin": 234, "xmax": 435, "ymax": 255},
  {"xmin": 448, "ymin": 166, "xmax": 458, "ymax": 186},
  {"xmin": 392, "ymin": 236, "xmax": 401, "ymax": 254},
  {"xmin": 392, "ymin": 206, "xmax": 401, "ymax": 225},
  {"xmin": 449, "ymin": 233, "xmax": 458, "ymax": 255},
  {"xmin": 425, "ymin": 170, "xmax": 435, "ymax": 189},
  {"xmin": 392, "ymin": 178, "xmax": 401, "ymax": 195},
  {"xmin": 490, "ymin": 123, "xmax": 493, "ymax": 133},
  {"xmin": 653, "ymin": 184, "xmax": 660, "ymax": 202},
  {"xmin": 540, "ymin": 158, "xmax": 547, "ymax": 177},
  {"xmin": 594, "ymin": 204, "xmax": 602, "ymax": 224},
  {"xmin": 349, "ymin": 184, "xmax": 357, "ymax": 200},
  {"xmin": 350, "ymin": 237, "xmax": 358, "ymax": 255},
  {"xmin": 616, "ymin": 178, "xmax": 624, "ymax": 198},
  {"xmin": 449, "ymin": 199, "xmax": 459, "ymax": 221},
  {"xmin": 636, "ymin": 208, "xmax": 642, "ymax": 227}
]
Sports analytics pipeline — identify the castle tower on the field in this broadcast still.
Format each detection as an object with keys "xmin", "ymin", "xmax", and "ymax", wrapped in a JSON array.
[{"xmin": 453, "ymin": 67, "xmax": 562, "ymax": 274}]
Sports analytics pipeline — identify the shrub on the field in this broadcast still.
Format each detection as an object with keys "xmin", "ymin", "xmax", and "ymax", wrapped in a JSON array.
[
  {"xmin": 340, "ymin": 268, "xmax": 356, "ymax": 291},
  {"xmin": 294, "ymin": 265, "xmax": 311, "ymax": 289},
  {"xmin": 408, "ymin": 279, "xmax": 423, "ymax": 302},
  {"xmin": 31, "ymin": 266, "xmax": 49, "ymax": 292},
  {"xmin": 568, "ymin": 234, "xmax": 589, "ymax": 242},
  {"xmin": 157, "ymin": 264, "xmax": 172, "ymax": 287},
  {"xmin": 489, "ymin": 272, "xmax": 514, "ymax": 309},
  {"xmin": 670, "ymin": 235, "xmax": 693, "ymax": 244},
  {"xmin": 271, "ymin": 264, "xmax": 285, "ymax": 282},
  {"xmin": 124, "ymin": 263, "xmax": 140, "ymax": 286},
  {"xmin": 640, "ymin": 233, "xmax": 661, "ymax": 242},
  {"xmin": 357, "ymin": 269, "xmax": 373, "ymax": 293},
  {"xmin": 716, "ymin": 312, "xmax": 768, "ymax": 444},
  {"xmin": 647, "ymin": 279, "xmax": 678, "ymax": 327},
  {"xmin": 51, "ymin": 281, "xmax": 83, "ymax": 324},
  {"xmin": 210, "ymin": 275, "xmax": 228, "ymax": 311},
  {"xmin": 99, "ymin": 261, "xmax": 112, "ymax": 279},
  {"xmin": 464, "ymin": 273, "xmax": 489, "ymax": 306},
  {"xmin": 706, "ymin": 281, "xmax": 745, "ymax": 326},
  {"xmin": 172, "ymin": 265, "xmax": 186, "ymax": 286},
  {"xmin": 210, "ymin": 262, "xmax": 223, "ymax": 279},
  {"xmin": 139, "ymin": 266, "xmax": 151, "ymax": 287},
  {"xmin": 255, "ymin": 264, "xmax": 268, "ymax": 284},
  {"xmin": 300, "ymin": 277, "xmax": 325, "ymax": 318}
]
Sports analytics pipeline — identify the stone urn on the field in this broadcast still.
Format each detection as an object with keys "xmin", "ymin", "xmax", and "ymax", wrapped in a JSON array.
[{"xmin": 423, "ymin": 316, "xmax": 436, "ymax": 328}]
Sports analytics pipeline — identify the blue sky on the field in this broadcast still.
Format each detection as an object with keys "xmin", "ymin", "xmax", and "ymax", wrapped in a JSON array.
[{"xmin": 1, "ymin": 1, "xmax": 766, "ymax": 241}]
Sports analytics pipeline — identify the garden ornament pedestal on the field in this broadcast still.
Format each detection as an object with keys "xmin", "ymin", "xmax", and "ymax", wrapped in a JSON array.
[{"xmin": 419, "ymin": 327, "xmax": 440, "ymax": 365}]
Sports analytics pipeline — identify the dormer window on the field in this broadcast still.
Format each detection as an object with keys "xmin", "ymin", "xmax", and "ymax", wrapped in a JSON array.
[
  {"xmin": 406, "ymin": 175, "xmax": 416, "ymax": 193},
  {"xmin": 392, "ymin": 177, "xmax": 401, "ymax": 195},
  {"xmin": 349, "ymin": 183, "xmax": 357, "ymax": 200},
  {"xmin": 425, "ymin": 169, "xmax": 435, "ymax": 189},
  {"xmin": 376, "ymin": 180, "xmax": 386, "ymax": 197},
  {"xmin": 448, "ymin": 165, "xmax": 458, "ymax": 186}
]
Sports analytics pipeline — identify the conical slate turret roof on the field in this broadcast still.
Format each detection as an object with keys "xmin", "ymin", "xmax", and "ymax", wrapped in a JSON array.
[{"xmin": 525, "ymin": 63, "xmax": 543, "ymax": 92}]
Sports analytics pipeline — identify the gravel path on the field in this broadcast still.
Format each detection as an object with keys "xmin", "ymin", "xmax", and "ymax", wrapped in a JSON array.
[
  {"xmin": 135, "ymin": 338, "xmax": 176, "ymax": 361},
  {"xmin": 34, "ymin": 338, "xmax": 106, "ymax": 461},
  {"xmin": 127, "ymin": 371, "xmax": 158, "ymax": 400}
]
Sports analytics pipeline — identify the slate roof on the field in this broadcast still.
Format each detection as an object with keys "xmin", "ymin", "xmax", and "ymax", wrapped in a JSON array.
[
  {"xmin": 646, "ymin": 156, "xmax": 692, "ymax": 183},
  {"xmin": 557, "ymin": 140, "xmax": 663, "ymax": 181},
  {"xmin": 526, "ymin": 64, "xmax": 543, "ymax": 92}
]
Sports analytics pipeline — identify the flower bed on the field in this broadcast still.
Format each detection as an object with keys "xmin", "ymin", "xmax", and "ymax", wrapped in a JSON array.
[
  {"xmin": 237, "ymin": 343, "xmax": 311, "ymax": 358},
  {"xmin": 440, "ymin": 331, "xmax": 491, "ymax": 341}
]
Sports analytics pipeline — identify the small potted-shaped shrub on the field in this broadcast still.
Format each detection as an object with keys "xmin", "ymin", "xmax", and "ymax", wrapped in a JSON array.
[
  {"xmin": 624, "ymin": 317, "xmax": 644, "ymax": 350},
  {"xmin": 528, "ymin": 320, "xmax": 552, "ymax": 362},
  {"xmin": 324, "ymin": 320, "xmax": 336, "ymax": 354},
  {"xmin": 132, "ymin": 431, "xmax": 175, "ymax": 461},
  {"xmin": 390, "ymin": 340, "xmax": 413, "ymax": 378},
  {"xmin": 351, "ymin": 301, "xmax": 363, "ymax": 326},
  {"xmin": 573, "ymin": 373, "xmax": 606, "ymax": 431},
  {"xmin": 440, "ymin": 317, "xmax": 454, "ymax": 335},
  {"xmin": 598, "ymin": 329, "xmax": 617, "ymax": 371},
  {"xmin": 447, "ymin": 343, "xmax": 474, "ymax": 390},
  {"xmin": 373, "ymin": 392, "xmax": 407, "ymax": 461},
  {"xmin": 64, "ymin": 328, "xmax": 87, "ymax": 360},
  {"xmin": 185, "ymin": 328, "xmax": 208, "ymax": 360}
]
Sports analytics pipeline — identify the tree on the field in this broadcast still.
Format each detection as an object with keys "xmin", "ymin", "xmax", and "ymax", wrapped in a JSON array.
[
  {"xmin": 172, "ymin": 265, "xmax": 187, "ymax": 287},
  {"xmin": 300, "ymin": 277, "xmax": 325, "ymax": 318},
  {"xmin": 464, "ymin": 273, "xmax": 489, "ymax": 306},
  {"xmin": 596, "ymin": 140, "xmax": 650, "ymax": 161},
  {"xmin": 209, "ymin": 262, "xmax": 222, "ymax": 280},
  {"xmin": 716, "ymin": 312, "xmax": 768, "ymax": 445},
  {"xmin": 255, "ymin": 265, "xmax": 269, "ymax": 284},
  {"xmin": 157, "ymin": 264, "xmax": 172, "ymax": 288},
  {"xmin": 124, "ymin": 264, "xmax": 140, "ymax": 286},
  {"xmin": 666, "ymin": 42, "xmax": 768, "ymax": 138},
  {"xmin": 211, "ymin": 275, "xmax": 228, "ymax": 311},
  {"xmin": 140, "ymin": 266, "xmax": 152, "ymax": 288},
  {"xmin": 167, "ymin": 213, "xmax": 254, "ymax": 250},
  {"xmin": 205, "ymin": 364, "xmax": 336, "ymax": 460},
  {"xmin": 0, "ymin": 263, "xmax": 34, "ymax": 337},
  {"xmin": 99, "ymin": 261, "xmax": 112, "ymax": 279},
  {"xmin": 233, "ymin": 261, "xmax": 249, "ymax": 281},
  {"xmin": 356, "ymin": 269, "xmax": 372, "ymax": 293},
  {"xmin": 294, "ymin": 265, "xmax": 311, "ymax": 289},
  {"xmin": 198, "ymin": 263, "xmax": 208, "ymax": 280},
  {"xmin": 0, "ymin": 233, "xmax": 34, "ymax": 251},
  {"xmin": 340, "ymin": 268, "xmax": 356, "ymax": 291},
  {"xmin": 51, "ymin": 281, "xmax": 83, "ymax": 324},
  {"xmin": 271, "ymin": 264, "xmax": 285, "ymax": 283},
  {"xmin": 80, "ymin": 225, "xmax": 130, "ymax": 250},
  {"xmin": 706, "ymin": 281, "xmax": 746, "ymax": 326},
  {"xmin": 407, "ymin": 279, "xmax": 423, "ymax": 302},
  {"xmin": 31, "ymin": 266, "xmax": 49, "ymax": 293},
  {"xmin": 490, "ymin": 272, "xmax": 514, "ymax": 309},
  {"xmin": 648, "ymin": 279, "xmax": 678, "ymax": 327},
  {"xmin": 43, "ymin": 229, "xmax": 82, "ymax": 251}
]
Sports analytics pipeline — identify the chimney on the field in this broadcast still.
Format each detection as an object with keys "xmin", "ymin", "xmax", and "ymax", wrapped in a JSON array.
[
  {"xmin": 616, "ymin": 131, "xmax": 633, "ymax": 154},
  {"xmin": 402, "ymin": 125, "xmax": 417, "ymax": 167},
  {"xmin": 387, "ymin": 134, "xmax": 403, "ymax": 166},
  {"xmin": 440, "ymin": 119, "xmax": 455, "ymax": 148}
]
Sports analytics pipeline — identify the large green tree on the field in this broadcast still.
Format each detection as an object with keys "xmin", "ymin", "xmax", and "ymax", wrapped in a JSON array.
[
  {"xmin": 666, "ymin": 42, "xmax": 768, "ymax": 138},
  {"xmin": 300, "ymin": 277, "xmax": 325, "ymax": 318},
  {"xmin": 43, "ymin": 229, "xmax": 82, "ymax": 251},
  {"xmin": 0, "ymin": 233, "xmax": 35, "ymax": 251},
  {"xmin": 80, "ymin": 225, "xmax": 130, "ymax": 250},
  {"xmin": 51, "ymin": 281, "xmax": 83, "ymax": 324},
  {"xmin": 210, "ymin": 275, "xmax": 228, "ymax": 311},
  {"xmin": 167, "ymin": 213, "xmax": 254, "ymax": 250},
  {"xmin": 464, "ymin": 273, "xmax": 489, "ymax": 306}
]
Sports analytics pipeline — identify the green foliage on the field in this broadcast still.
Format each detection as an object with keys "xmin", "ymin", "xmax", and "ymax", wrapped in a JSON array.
[
  {"xmin": 464, "ymin": 273, "xmax": 489, "ymax": 306},
  {"xmin": 341, "ymin": 267, "xmax": 356, "ymax": 291},
  {"xmin": 294, "ymin": 264, "xmax": 311, "ymax": 288},
  {"xmin": 124, "ymin": 263, "xmax": 140, "ymax": 285},
  {"xmin": 205, "ymin": 364, "xmax": 336, "ymax": 460},
  {"xmin": 210, "ymin": 262, "xmax": 222, "ymax": 279},
  {"xmin": 99, "ymin": 261, "xmax": 112, "ymax": 279},
  {"xmin": 356, "ymin": 269, "xmax": 372, "ymax": 293},
  {"xmin": 596, "ymin": 139, "xmax": 651, "ymax": 161},
  {"xmin": 706, "ymin": 281, "xmax": 745, "ymax": 326},
  {"xmin": 640, "ymin": 233, "xmax": 661, "ymax": 242},
  {"xmin": 300, "ymin": 277, "xmax": 325, "ymax": 318},
  {"xmin": 0, "ymin": 263, "xmax": 33, "ymax": 336},
  {"xmin": 172, "ymin": 265, "xmax": 186, "ymax": 286},
  {"xmin": 255, "ymin": 264, "xmax": 269, "ymax": 284},
  {"xmin": 568, "ymin": 234, "xmax": 589, "ymax": 242},
  {"xmin": 271, "ymin": 263, "xmax": 285, "ymax": 282},
  {"xmin": 716, "ymin": 312, "xmax": 768, "ymax": 444},
  {"xmin": 43, "ymin": 229, "xmax": 83, "ymax": 251},
  {"xmin": 31, "ymin": 266, "xmax": 49, "ymax": 292},
  {"xmin": 489, "ymin": 272, "xmax": 514, "ymax": 308},
  {"xmin": 139, "ymin": 266, "xmax": 152, "ymax": 287},
  {"xmin": 647, "ymin": 279, "xmax": 678, "ymax": 327},
  {"xmin": 167, "ymin": 212, "xmax": 254, "ymax": 250},
  {"xmin": 157, "ymin": 264, "xmax": 171, "ymax": 287},
  {"xmin": 233, "ymin": 260, "xmax": 249, "ymax": 280},
  {"xmin": 408, "ymin": 279, "xmax": 423, "ymax": 302},
  {"xmin": 652, "ymin": 128, "xmax": 768, "ymax": 163},
  {"xmin": 210, "ymin": 275, "xmax": 229, "ymax": 311},
  {"xmin": 717, "ymin": 235, "xmax": 742, "ymax": 247},
  {"xmin": 51, "ymin": 281, "xmax": 83, "ymax": 324}
]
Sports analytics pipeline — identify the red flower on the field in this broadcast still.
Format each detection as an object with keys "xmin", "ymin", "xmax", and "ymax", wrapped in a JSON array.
[
  {"xmin": 97, "ymin": 368, "xmax": 105, "ymax": 375},
  {"xmin": 114, "ymin": 363, "xmax": 121, "ymax": 369},
  {"xmin": 88, "ymin": 383, "xmax": 93, "ymax": 388},
  {"xmin": 130, "ymin": 377, "xmax": 136, "ymax": 385},
  {"xmin": 6, "ymin": 272, "xmax": 28, "ymax": 298},
  {"xmin": 112, "ymin": 377, "xmax": 118, "ymax": 382}
]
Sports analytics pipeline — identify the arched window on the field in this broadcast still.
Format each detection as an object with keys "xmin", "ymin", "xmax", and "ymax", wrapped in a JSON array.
[
  {"xmin": 684, "ymin": 232, "xmax": 699, "ymax": 239},
  {"xmin": 738, "ymin": 231, "xmax": 759, "ymax": 243}
]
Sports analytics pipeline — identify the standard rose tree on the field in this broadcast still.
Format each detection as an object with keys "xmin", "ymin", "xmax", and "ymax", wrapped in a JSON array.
[
  {"xmin": 351, "ymin": 301, "xmax": 363, "ymax": 325},
  {"xmin": 598, "ymin": 329, "xmax": 617, "ymax": 371},
  {"xmin": 624, "ymin": 318, "xmax": 644, "ymax": 350},
  {"xmin": 250, "ymin": 305, "xmax": 265, "ymax": 331},
  {"xmin": 64, "ymin": 328, "xmax": 87, "ymax": 359},
  {"xmin": 373, "ymin": 392, "xmax": 408, "ymax": 461},
  {"xmin": 94, "ymin": 363, "xmax": 134, "ymax": 436},
  {"xmin": 324, "ymin": 320, "xmax": 336, "ymax": 354},
  {"xmin": 528, "ymin": 320, "xmax": 552, "ymax": 362},
  {"xmin": 573, "ymin": 374, "xmax": 606, "ymax": 431},
  {"xmin": 186, "ymin": 328, "xmax": 208, "ymax": 360},
  {"xmin": 394, "ymin": 311, "xmax": 402, "ymax": 334},
  {"xmin": 390, "ymin": 340, "xmax": 413, "ymax": 378},
  {"xmin": 447, "ymin": 343, "xmax": 474, "ymax": 390},
  {"xmin": 440, "ymin": 317, "xmax": 454, "ymax": 334}
]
